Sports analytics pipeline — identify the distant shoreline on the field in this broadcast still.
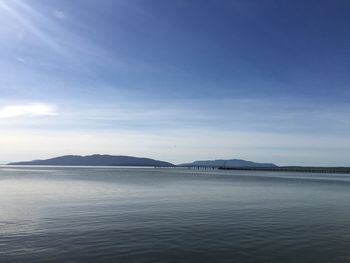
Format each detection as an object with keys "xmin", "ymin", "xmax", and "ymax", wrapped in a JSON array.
[
  {"xmin": 217, "ymin": 166, "xmax": 350, "ymax": 174},
  {"xmin": 3, "ymin": 164, "xmax": 350, "ymax": 174}
]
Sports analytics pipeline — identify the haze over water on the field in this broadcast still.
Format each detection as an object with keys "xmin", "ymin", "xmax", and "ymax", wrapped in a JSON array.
[{"xmin": 1, "ymin": 166, "xmax": 350, "ymax": 262}]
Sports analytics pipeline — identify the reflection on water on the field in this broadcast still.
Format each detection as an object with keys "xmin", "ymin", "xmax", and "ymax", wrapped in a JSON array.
[{"xmin": 1, "ymin": 166, "xmax": 350, "ymax": 262}]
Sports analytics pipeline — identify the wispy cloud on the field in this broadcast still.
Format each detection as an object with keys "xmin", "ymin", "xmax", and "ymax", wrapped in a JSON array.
[
  {"xmin": 0, "ymin": 103, "xmax": 57, "ymax": 118},
  {"xmin": 53, "ymin": 10, "xmax": 65, "ymax": 20}
]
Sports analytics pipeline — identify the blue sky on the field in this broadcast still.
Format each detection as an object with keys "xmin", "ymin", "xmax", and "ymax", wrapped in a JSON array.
[{"xmin": 0, "ymin": 0, "xmax": 350, "ymax": 165}]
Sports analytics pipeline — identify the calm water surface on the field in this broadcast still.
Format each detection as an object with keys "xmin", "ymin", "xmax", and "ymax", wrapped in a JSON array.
[{"xmin": 1, "ymin": 166, "xmax": 350, "ymax": 262}]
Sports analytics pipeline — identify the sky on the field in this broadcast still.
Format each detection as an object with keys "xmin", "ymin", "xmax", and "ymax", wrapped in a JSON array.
[{"xmin": 0, "ymin": 0, "xmax": 350, "ymax": 165}]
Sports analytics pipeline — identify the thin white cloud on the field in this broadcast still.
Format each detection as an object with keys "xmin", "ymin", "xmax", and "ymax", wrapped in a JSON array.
[
  {"xmin": 0, "ymin": 103, "xmax": 57, "ymax": 118},
  {"xmin": 53, "ymin": 10, "xmax": 65, "ymax": 19}
]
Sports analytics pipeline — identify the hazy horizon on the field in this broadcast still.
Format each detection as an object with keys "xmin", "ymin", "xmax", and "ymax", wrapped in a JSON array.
[{"xmin": 1, "ymin": 0, "xmax": 350, "ymax": 166}]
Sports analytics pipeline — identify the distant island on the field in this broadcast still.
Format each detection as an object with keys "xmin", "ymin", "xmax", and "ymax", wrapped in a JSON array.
[
  {"xmin": 180, "ymin": 159, "xmax": 277, "ymax": 168},
  {"xmin": 6, "ymin": 155, "xmax": 350, "ymax": 174},
  {"xmin": 8, "ymin": 154, "xmax": 175, "ymax": 167},
  {"xmin": 8, "ymin": 155, "xmax": 278, "ymax": 168}
]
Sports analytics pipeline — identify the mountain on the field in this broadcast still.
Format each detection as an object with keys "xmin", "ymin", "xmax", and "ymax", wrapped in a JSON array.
[
  {"xmin": 8, "ymin": 154, "xmax": 175, "ymax": 167},
  {"xmin": 180, "ymin": 159, "xmax": 277, "ymax": 168}
]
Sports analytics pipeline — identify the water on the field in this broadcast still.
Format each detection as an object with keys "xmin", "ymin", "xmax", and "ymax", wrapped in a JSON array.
[{"xmin": 1, "ymin": 166, "xmax": 350, "ymax": 262}]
